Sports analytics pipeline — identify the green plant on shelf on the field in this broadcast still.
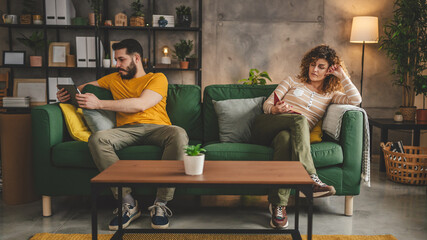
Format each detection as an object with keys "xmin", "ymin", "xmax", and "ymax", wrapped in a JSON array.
[
  {"xmin": 16, "ymin": 31, "xmax": 45, "ymax": 56},
  {"xmin": 173, "ymin": 40, "xmax": 193, "ymax": 61},
  {"xmin": 131, "ymin": 0, "xmax": 144, "ymax": 17}
]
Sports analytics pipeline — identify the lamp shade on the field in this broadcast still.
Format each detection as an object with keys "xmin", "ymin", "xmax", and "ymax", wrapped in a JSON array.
[{"xmin": 350, "ymin": 16, "xmax": 379, "ymax": 43}]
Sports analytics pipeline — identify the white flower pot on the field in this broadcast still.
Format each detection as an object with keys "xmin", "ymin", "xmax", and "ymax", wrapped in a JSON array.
[
  {"xmin": 103, "ymin": 59, "xmax": 111, "ymax": 68},
  {"xmin": 394, "ymin": 114, "xmax": 403, "ymax": 122},
  {"xmin": 183, "ymin": 154, "xmax": 205, "ymax": 175}
]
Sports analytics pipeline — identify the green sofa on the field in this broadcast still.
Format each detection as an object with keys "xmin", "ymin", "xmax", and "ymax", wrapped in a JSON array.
[{"xmin": 31, "ymin": 84, "xmax": 363, "ymax": 217}]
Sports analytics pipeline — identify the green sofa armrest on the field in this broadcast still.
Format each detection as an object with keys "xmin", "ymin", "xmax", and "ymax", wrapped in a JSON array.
[{"xmin": 339, "ymin": 110, "xmax": 364, "ymax": 195}]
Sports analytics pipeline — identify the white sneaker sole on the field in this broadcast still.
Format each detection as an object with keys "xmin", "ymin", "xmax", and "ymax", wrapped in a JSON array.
[{"xmin": 108, "ymin": 211, "xmax": 141, "ymax": 231}]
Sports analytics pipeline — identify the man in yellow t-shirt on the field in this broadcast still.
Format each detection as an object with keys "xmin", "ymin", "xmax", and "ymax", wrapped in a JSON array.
[{"xmin": 57, "ymin": 39, "xmax": 188, "ymax": 230}]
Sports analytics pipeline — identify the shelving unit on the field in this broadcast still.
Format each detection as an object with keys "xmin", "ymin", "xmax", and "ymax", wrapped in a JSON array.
[{"xmin": 0, "ymin": 0, "xmax": 202, "ymax": 104}]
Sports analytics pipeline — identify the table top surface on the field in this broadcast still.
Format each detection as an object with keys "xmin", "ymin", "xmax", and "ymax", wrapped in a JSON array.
[
  {"xmin": 369, "ymin": 118, "xmax": 427, "ymax": 128},
  {"xmin": 91, "ymin": 160, "xmax": 313, "ymax": 185}
]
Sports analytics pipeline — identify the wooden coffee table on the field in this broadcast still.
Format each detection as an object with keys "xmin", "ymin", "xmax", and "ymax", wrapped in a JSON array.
[{"xmin": 91, "ymin": 160, "xmax": 314, "ymax": 240}]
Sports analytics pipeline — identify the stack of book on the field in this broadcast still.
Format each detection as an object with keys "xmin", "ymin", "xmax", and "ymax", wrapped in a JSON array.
[{"xmin": 2, "ymin": 97, "xmax": 30, "ymax": 108}]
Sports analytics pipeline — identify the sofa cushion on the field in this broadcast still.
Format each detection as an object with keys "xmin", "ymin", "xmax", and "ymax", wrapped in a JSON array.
[
  {"xmin": 204, "ymin": 143, "xmax": 274, "ymax": 160},
  {"xmin": 203, "ymin": 84, "xmax": 277, "ymax": 143},
  {"xmin": 212, "ymin": 97, "xmax": 264, "ymax": 143},
  {"xmin": 311, "ymin": 142, "xmax": 343, "ymax": 168},
  {"xmin": 59, "ymin": 103, "xmax": 91, "ymax": 142},
  {"xmin": 83, "ymin": 109, "xmax": 116, "ymax": 132}
]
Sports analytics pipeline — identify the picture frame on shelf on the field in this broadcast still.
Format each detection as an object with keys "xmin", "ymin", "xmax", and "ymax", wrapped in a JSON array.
[
  {"xmin": 48, "ymin": 42, "xmax": 70, "ymax": 67},
  {"xmin": 110, "ymin": 41, "xmax": 120, "ymax": 67},
  {"xmin": 152, "ymin": 15, "xmax": 174, "ymax": 27},
  {"xmin": 2, "ymin": 51, "xmax": 26, "ymax": 66},
  {"xmin": 13, "ymin": 78, "xmax": 46, "ymax": 106}
]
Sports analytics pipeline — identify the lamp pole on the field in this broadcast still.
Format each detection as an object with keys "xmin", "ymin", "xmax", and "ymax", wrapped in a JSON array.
[{"xmin": 360, "ymin": 41, "xmax": 365, "ymax": 107}]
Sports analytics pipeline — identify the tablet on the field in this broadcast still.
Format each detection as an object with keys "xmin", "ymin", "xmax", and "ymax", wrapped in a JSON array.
[{"xmin": 57, "ymin": 84, "xmax": 81, "ymax": 107}]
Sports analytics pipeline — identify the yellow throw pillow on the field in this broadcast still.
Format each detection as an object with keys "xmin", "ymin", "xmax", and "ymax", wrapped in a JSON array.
[
  {"xmin": 310, "ymin": 119, "xmax": 323, "ymax": 144},
  {"xmin": 59, "ymin": 103, "xmax": 91, "ymax": 142}
]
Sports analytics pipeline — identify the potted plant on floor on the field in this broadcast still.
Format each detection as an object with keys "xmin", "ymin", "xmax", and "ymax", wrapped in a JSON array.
[
  {"xmin": 238, "ymin": 68, "xmax": 272, "ymax": 85},
  {"xmin": 16, "ymin": 31, "xmax": 45, "ymax": 67},
  {"xmin": 183, "ymin": 144, "xmax": 206, "ymax": 175},
  {"xmin": 176, "ymin": 5, "xmax": 192, "ymax": 27},
  {"xmin": 379, "ymin": 0, "xmax": 426, "ymax": 121},
  {"xmin": 173, "ymin": 39, "xmax": 193, "ymax": 69},
  {"xmin": 130, "ymin": 0, "xmax": 145, "ymax": 27}
]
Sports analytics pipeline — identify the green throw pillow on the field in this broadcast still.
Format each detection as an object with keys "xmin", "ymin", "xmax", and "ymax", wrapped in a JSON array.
[
  {"xmin": 212, "ymin": 97, "xmax": 265, "ymax": 143},
  {"xmin": 81, "ymin": 84, "xmax": 116, "ymax": 132}
]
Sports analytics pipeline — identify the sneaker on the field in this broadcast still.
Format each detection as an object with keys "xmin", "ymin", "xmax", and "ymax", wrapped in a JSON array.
[
  {"xmin": 148, "ymin": 202, "xmax": 173, "ymax": 229},
  {"xmin": 108, "ymin": 200, "xmax": 141, "ymax": 231},
  {"xmin": 269, "ymin": 204, "xmax": 288, "ymax": 229},
  {"xmin": 300, "ymin": 174, "xmax": 336, "ymax": 198}
]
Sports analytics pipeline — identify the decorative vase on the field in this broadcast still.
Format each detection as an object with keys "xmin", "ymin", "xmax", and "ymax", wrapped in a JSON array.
[
  {"xmin": 103, "ymin": 59, "xmax": 111, "ymax": 68},
  {"xmin": 20, "ymin": 14, "xmax": 31, "ymax": 24},
  {"xmin": 30, "ymin": 56, "xmax": 42, "ymax": 67},
  {"xmin": 399, "ymin": 106, "xmax": 417, "ymax": 121},
  {"xmin": 89, "ymin": 13, "xmax": 95, "ymax": 26},
  {"xmin": 416, "ymin": 109, "xmax": 427, "ymax": 124},
  {"xmin": 158, "ymin": 18, "xmax": 168, "ymax": 27},
  {"xmin": 32, "ymin": 15, "xmax": 43, "ymax": 25},
  {"xmin": 177, "ymin": 14, "xmax": 191, "ymax": 27},
  {"xmin": 393, "ymin": 114, "xmax": 403, "ymax": 122},
  {"xmin": 183, "ymin": 154, "xmax": 205, "ymax": 175},
  {"xmin": 179, "ymin": 61, "xmax": 189, "ymax": 69}
]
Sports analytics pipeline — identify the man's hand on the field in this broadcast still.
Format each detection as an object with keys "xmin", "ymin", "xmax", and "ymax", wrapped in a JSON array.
[
  {"xmin": 271, "ymin": 101, "xmax": 294, "ymax": 114},
  {"xmin": 76, "ymin": 93, "xmax": 101, "ymax": 109},
  {"xmin": 57, "ymin": 88, "xmax": 71, "ymax": 103}
]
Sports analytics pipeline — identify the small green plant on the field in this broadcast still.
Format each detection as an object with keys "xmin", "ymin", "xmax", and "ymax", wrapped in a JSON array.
[
  {"xmin": 131, "ymin": 0, "xmax": 144, "ymax": 17},
  {"xmin": 238, "ymin": 68, "xmax": 272, "ymax": 85},
  {"xmin": 16, "ymin": 31, "xmax": 45, "ymax": 56},
  {"xmin": 173, "ymin": 39, "xmax": 193, "ymax": 61},
  {"xmin": 184, "ymin": 144, "xmax": 206, "ymax": 156},
  {"xmin": 159, "ymin": 16, "xmax": 165, "ymax": 20},
  {"xmin": 87, "ymin": 0, "xmax": 103, "ymax": 24},
  {"xmin": 176, "ymin": 5, "xmax": 191, "ymax": 16},
  {"xmin": 104, "ymin": 53, "xmax": 110, "ymax": 59},
  {"xmin": 395, "ymin": 111, "xmax": 402, "ymax": 115}
]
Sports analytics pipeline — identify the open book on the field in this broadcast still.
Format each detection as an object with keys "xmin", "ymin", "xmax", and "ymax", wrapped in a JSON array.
[{"xmin": 274, "ymin": 91, "xmax": 301, "ymax": 115}]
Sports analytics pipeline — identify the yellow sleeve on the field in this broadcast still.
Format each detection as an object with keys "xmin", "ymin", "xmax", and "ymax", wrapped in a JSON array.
[{"xmin": 146, "ymin": 73, "xmax": 168, "ymax": 97}]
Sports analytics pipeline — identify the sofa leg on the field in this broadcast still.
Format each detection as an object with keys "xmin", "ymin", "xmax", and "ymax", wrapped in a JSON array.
[
  {"xmin": 42, "ymin": 196, "xmax": 52, "ymax": 217},
  {"xmin": 345, "ymin": 196, "xmax": 353, "ymax": 216}
]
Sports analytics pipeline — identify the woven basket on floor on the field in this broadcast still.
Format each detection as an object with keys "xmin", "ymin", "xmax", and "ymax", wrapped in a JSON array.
[{"xmin": 381, "ymin": 142, "xmax": 427, "ymax": 185}]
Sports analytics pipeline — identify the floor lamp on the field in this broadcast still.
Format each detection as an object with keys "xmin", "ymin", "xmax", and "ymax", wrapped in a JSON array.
[{"xmin": 350, "ymin": 16, "xmax": 379, "ymax": 107}]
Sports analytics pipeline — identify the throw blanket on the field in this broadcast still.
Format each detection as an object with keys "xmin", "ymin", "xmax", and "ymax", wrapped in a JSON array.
[{"xmin": 322, "ymin": 104, "xmax": 371, "ymax": 187}]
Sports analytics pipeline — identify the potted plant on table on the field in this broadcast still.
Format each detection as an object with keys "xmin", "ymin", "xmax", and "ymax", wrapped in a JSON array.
[
  {"xmin": 130, "ymin": 0, "xmax": 145, "ymax": 27},
  {"xmin": 173, "ymin": 39, "xmax": 193, "ymax": 69},
  {"xmin": 379, "ymin": 0, "xmax": 426, "ymax": 121},
  {"xmin": 103, "ymin": 53, "xmax": 111, "ymax": 68},
  {"xmin": 175, "ymin": 5, "xmax": 192, "ymax": 27},
  {"xmin": 238, "ymin": 68, "xmax": 272, "ymax": 85},
  {"xmin": 16, "ymin": 31, "xmax": 45, "ymax": 67},
  {"xmin": 183, "ymin": 144, "xmax": 206, "ymax": 176}
]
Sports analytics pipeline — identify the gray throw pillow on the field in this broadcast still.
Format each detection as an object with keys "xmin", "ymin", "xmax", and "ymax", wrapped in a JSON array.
[
  {"xmin": 212, "ymin": 97, "xmax": 265, "ymax": 143},
  {"xmin": 83, "ymin": 109, "xmax": 116, "ymax": 132}
]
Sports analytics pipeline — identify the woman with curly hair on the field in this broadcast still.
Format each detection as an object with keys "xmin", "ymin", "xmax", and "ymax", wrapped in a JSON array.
[{"xmin": 250, "ymin": 45, "xmax": 361, "ymax": 229}]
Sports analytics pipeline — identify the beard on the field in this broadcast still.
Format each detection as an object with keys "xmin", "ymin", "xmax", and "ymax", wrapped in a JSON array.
[{"xmin": 118, "ymin": 60, "xmax": 137, "ymax": 80}]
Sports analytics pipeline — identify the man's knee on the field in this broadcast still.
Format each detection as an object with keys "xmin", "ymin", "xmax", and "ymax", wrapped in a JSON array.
[
  {"xmin": 88, "ymin": 131, "xmax": 111, "ymax": 149},
  {"xmin": 167, "ymin": 126, "xmax": 189, "ymax": 144}
]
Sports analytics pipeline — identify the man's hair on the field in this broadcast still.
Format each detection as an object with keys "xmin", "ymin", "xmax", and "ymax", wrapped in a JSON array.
[{"xmin": 112, "ymin": 39, "xmax": 143, "ymax": 57}]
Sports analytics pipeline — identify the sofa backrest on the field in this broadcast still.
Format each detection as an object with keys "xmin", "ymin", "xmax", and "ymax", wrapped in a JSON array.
[
  {"xmin": 82, "ymin": 84, "xmax": 203, "ymax": 142},
  {"xmin": 203, "ymin": 84, "xmax": 277, "ymax": 143}
]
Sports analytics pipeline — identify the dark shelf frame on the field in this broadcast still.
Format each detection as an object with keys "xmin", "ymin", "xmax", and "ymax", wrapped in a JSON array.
[{"xmin": 1, "ymin": 0, "xmax": 203, "ymax": 99}]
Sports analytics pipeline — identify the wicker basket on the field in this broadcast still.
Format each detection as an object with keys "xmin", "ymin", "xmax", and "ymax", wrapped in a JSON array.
[{"xmin": 380, "ymin": 142, "xmax": 426, "ymax": 185}]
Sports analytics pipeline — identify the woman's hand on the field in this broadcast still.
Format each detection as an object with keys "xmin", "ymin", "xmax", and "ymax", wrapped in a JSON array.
[
  {"xmin": 57, "ymin": 88, "xmax": 70, "ymax": 103},
  {"xmin": 327, "ymin": 64, "xmax": 347, "ymax": 80},
  {"xmin": 271, "ymin": 101, "xmax": 294, "ymax": 114}
]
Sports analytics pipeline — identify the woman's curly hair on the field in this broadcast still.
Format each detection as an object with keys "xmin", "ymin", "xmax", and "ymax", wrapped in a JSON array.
[{"xmin": 297, "ymin": 45, "xmax": 348, "ymax": 94}]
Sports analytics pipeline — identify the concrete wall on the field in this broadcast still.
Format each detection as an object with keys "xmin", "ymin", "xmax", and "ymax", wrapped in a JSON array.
[{"xmin": 1, "ymin": 0, "xmax": 425, "ymax": 151}]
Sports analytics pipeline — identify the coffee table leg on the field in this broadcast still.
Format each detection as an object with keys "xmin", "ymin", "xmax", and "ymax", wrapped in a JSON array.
[
  {"xmin": 306, "ymin": 187, "xmax": 313, "ymax": 240},
  {"xmin": 294, "ymin": 189, "xmax": 299, "ymax": 231},
  {"xmin": 91, "ymin": 184, "xmax": 98, "ymax": 240},
  {"xmin": 118, "ymin": 186, "xmax": 123, "ymax": 240}
]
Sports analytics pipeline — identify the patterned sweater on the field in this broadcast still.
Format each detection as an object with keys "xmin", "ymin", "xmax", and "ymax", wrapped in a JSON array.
[{"xmin": 263, "ymin": 76, "xmax": 362, "ymax": 130}]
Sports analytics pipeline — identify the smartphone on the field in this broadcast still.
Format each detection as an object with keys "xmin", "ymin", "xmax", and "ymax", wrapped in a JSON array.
[
  {"xmin": 274, "ymin": 92, "xmax": 280, "ymax": 106},
  {"xmin": 57, "ymin": 84, "xmax": 81, "ymax": 107}
]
